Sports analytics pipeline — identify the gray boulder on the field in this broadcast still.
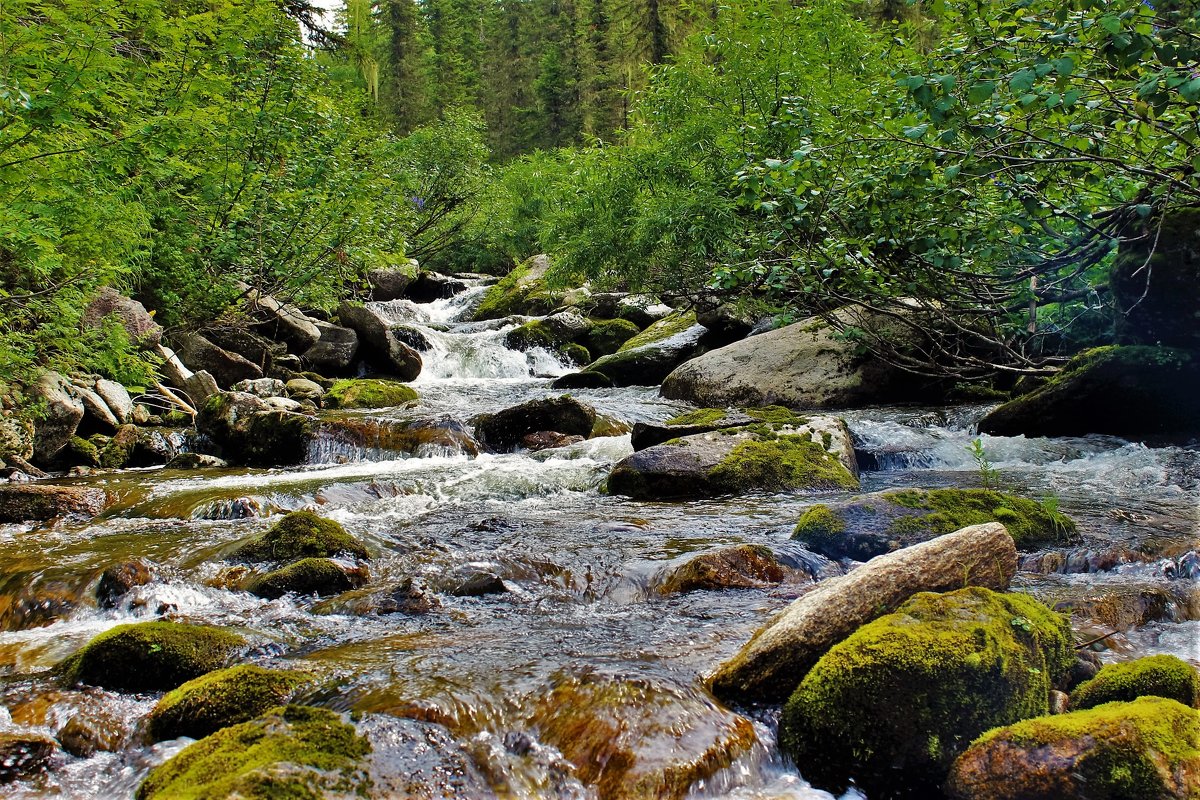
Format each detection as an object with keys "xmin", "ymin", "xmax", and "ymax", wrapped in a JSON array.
[
  {"xmin": 231, "ymin": 378, "xmax": 286, "ymax": 398},
  {"xmin": 182, "ymin": 371, "xmax": 220, "ymax": 408},
  {"xmin": 335, "ymin": 303, "xmax": 422, "ymax": 380},
  {"xmin": 367, "ymin": 259, "xmax": 420, "ymax": 301},
  {"xmin": 242, "ymin": 286, "xmax": 322, "ymax": 352},
  {"xmin": 404, "ymin": 271, "xmax": 469, "ymax": 302},
  {"xmin": 555, "ymin": 315, "xmax": 711, "ymax": 388},
  {"xmin": 707, "ymin": 522, "xmax": 1019, "ymax": 703},
  {"xmin": 72, "ymin": 382, "xmax": 119, "ymax": 431},
  {"xmin": 31, "ymin": 371, "xmax": 84, "ymax": 463},
  {"xmin": 301, "ymin": 321, "xmax": 359, "ymax": 373},
  {"xmin": 285, "ymin": 378, "xmax": 324, "ymax": 403},
  {"xmin": 472, "ymin": 396, "xmax": 596, "ymax": 452},
  {"xmin": 203, "ymin": 325, "xmax": 287, "ymax": 372},
  {"xmin": 175, "ymin": 334, "xmax": 264, "ymax": 388},
  {"xmin": 81, "ymin": 288, "xmax": 162, "ymax": 348},
  {"xmin": 93, "ymin": 379, "xmax": 133, "ymax": 424}
]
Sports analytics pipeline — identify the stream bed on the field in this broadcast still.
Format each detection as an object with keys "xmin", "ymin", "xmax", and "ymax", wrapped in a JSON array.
[{"xmin": 0, "ymin": 281, "xmax": 1196, "ymax": 799}]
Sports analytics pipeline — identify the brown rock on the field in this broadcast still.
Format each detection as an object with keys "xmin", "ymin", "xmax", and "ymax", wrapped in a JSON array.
[
  {"xmin": 0, "ymin": 484, "xmax": 107, "ymax": 523},
  {"xmin": 96, "ymin": 560, "xmax": 155, "ymax": 608},
  {"xmin": 655, "ymin": 544, "xmax": 810, "ymax": 595},
  {"xmin": 82, "ymin": 287, "xmax": 162, "ymax": 348}
]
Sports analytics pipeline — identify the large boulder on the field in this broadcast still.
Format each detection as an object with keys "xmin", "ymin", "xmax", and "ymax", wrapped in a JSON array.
[
  {"xmin": 203, "ymin": 325, "xmax": 287, "ymax": 372},
  {"xmin": 404, "ymin": 271, "xmax": 470, "ymax": 302},
  {"xmin": 0, "ymin": 484, "xmax": 107, "ymax": 523},
  {"xmin": 792, "ymin": 488, "xmax": 1078, "ymax": 559},
  {"xmin": 780, "ymin": 587, "xmax": 1074, "ymax": 796},
  {"xmin": 30, "ymin": 371, "xmax": 84, "ymax": 462},
  {"xmin": 146, "ymin": 664, "xmax": 313, "ymax": 742},
  {"xmin": 367, "ymin": 259, "xmax": 420, "ymax": 301},
  {"xmin": 606, "ymin": 414, "xmax": 857, "ymax": 500},
  {"xmin": 81, "ymin": 287, "xmax": 162, "ymax": 348},
  {"xmin": 72, "ymin": 381, "xmax": 119, "ymax": 431},
  {"xmin": 324, "ymin": 378, "xmax": 418, "ymax": 410},
  {"xmin": 661, "ymin": 308, "xmax": 934, "ymax": 409},
  {"xmin": 472, "ymin": 254, "xmax": 556, "ymax": 320},
  {"xmin": 197, "ymin": 391, "xmax": 317, "ymax": 466},
  {"xmin": 58, "ymin": 621, "xmax": 244, "ymax": 692},
  {"xmin": 1111, "ymin": 208, "xmax": 1200, "ymax": 349},
  {"xmin": 1070, "ymin": 655, "xmax": 1200, "ymax": 710},
  {"xmin": 99, "ymin": 424, "xmax": 178, "ymax": 468},
  {"xmin": 242, "ymin": 286, "xmax": 322, "ymax": 352},
  {"xmin": 336, "ymin": 302, "xmax": 423, "ymax": 380},
  {"xmin": 175, "ymin": 333, "xmax": 264, "ymax": 388},
  {"xmin": 556, "ymin": 311, "xmax": 712, "ymax": 388},
  {"xmin": 978, "ymin": 345, "xmax": 1200, "ymax": 440},
  {"xmin": 92, "ymin": 379, "xmax": 132, "ymax": 424},
  {"xmin": 708, "ymin": 522, "xmax": 1019, "ymax": 704},
  {"xmin": 631, "ymin": 406, "xmax": 795, "ymax": 451},
  {"xmin": 946, "ymin": 697, "xmax": 1200, "ymax": 800},
  {"xmin": 472, "ymin": 396, "xmax": 596, "ymax": 452},
  {"xmin": 300, "ymin": 320, "xmax": 358, "ymax": 373},
  {"xmin": 230, "ymin": 511, "xmax": 370, "ymax": 563}
]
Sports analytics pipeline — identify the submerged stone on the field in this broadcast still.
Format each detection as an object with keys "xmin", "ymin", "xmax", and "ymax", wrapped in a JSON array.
[
  {"xmin": 472, "ymin": 396, "xmax": 596, "ymax": 452},
  {"xmin": 0, "ymin": 731, "xmax": 56, "ymax": 783},
  {"xmin": 0, "ymin": 484, "xmax": 108, "ymax": 523},
  {"xmin": 654, "ymin": 544, "xmax": 811, "ymax": 595},
  {"xmin": 58, "ymin": 621, "xmax": 244, "ymax": 692}
]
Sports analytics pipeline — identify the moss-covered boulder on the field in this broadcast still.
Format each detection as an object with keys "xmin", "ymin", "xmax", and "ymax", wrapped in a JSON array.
[
  {"xmin": 245, "ymin": 558, "xmax": 366, "ymax": 600},
  {"xmin": 946, "ymin": 697, "xmax": 1200, "ymax": 800},
  {"xmin": 581, "ymin": 318, "xmax": 641, "ymax": 357},
  {"xmin": 1111, "ymin": 208, "xmax": 1200, "ymax": 350},
  {"xmin": 146, "ymin": 665, "xmax": 314, "ymax": 742},
  {"xmin": 198, "ymin": 391, "xmax": 317, "ymax": 467},
  {"xmin": 324, "ymin": 378, "xmax": 418, "ymax": 410},
  {"xmin": 472, "ymin": 395, "xmax": 597, "ymax": 452},
  {"xmin": 780, "ymin": 587, "xmax": 1074, "ymax": 796},
  {"xmin": 631, "ymin": 406, "xmax": 805, "ymax": 451},
  {"xmin": 978, "ymin": 346, "xmax": 1200, "ymax": 440},
  {"xmin": 1070, "ymin": 655, "xmax": 1200, "ymax": 711},
  {"xmin": 503, "ymin": 318, "xmax": 590, "ymax": 364},
  {"xmin": 792, "ymin": 488, "xmax": 1077, "ymax": 559},
  {"xmin": 230, "ymin": 511, "xmax": 370, "ymax": 563},
  {"xmin": 59, "ymin": 622, "xmax": 244, "ymax": 692},
  {"xmin": 554, "ymin": 311, "xmax": 713, "ymax": 388},
  {"xmin": 472, "ymin": 254, "xmax": 564, "ymax": 320},
  {"xmin": 136, "ymin": 705, "xmax": 371, "ymax": 800},
  {"xmin": 607, "ymin": 415, "xmax": 857, "ymax": 500}
]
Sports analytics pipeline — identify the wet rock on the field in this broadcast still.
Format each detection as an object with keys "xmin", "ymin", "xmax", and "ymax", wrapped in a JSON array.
[
  {"xmin": 231, "ymin": 511, "xmax": 370, "ymax": 563},
  {"xmin": 1070, "ymin": 655, "xmax": 1200, "ymax": 710},
  {"xmin": 100, "ymin": 424, "xmax": 177, "ymax": 468},
  {"xmin": 30, "ymin": 371, "xmax": 84, "ymax": 463},
  {"xmin": 780, "ymin": 587, "xmax": 1075, "ymax": 797},
  {"xmin": 301, "ymin": 320, "xmax": 358, "ymax": 373},
  {"xmin": 58, "ymin": 621, "xmax": 244, "ymax": 692},
  {"xmin": 552, "ymin": 371, "xmax": 612, "ymax": 389},
  {"xmin": 631, "ymin": 407, "xmax": 782, "ymax": 451},
  {"xmin": 137, "ymin": 705, "xmax": 371, "ymax": 800},
  {"xmin": 607, "ymin": 415, "xmax": 857, "ymax": 500},
  {"xmin": 315, "ymin": 416, "xmax": 480, "ymax": 459},
  {"xmin": 0, "ymin": 731, "xmax": 56, "ymax": 783},
  {"xmin": 368, "ymin": 259, "xmax": 420, "ymax": 301},
  {"xmin": 146, "ymin": 664, "xmax": 314, "ymax": 742},
  {"xmin": 978, "ymin": 345, "xmax": 1200, "ymax": 440},
  {"xmin": 433, "ymin": 565, "xmax": 508, "ymax": 597},
  {"xmin": 335, "ymin": 303, "xmax": 423, "ymax": 380},
  {"xmin": 56, "ymin": 702, "xmax": 131, "ymax": 757},
  {"xmin": 473, "ymin": 396, "xmax": 596, "ymax": 452},
  {"xmin": 520, "ymin": 431, "xmax": 585, "ymax": 451},
  {"xmin": 655, "ymin": 544, "xmax": 812, "ymax": 595},
  {"xmin": 405, "ymin": 271, "xmax": 470, "ymax": 302},
  {"xmin": 661, "ymin": 307, "xmax": 938, "ymax": 409},
  {"xmin": 530, "ymin": 672, "xmax": 757, "ymax": 800},
  {"xmin": 709, "ymin": 522, "xmax": 1019, "ymax": 703},
  {"xmin": 355, "ymin": 714, "xmax": 496, "ymax": 799},
  {"xmin": 1111, "ymin": 208, "xmax": 1200, "ymax": 349},
  {"xmin": 324, "ymin": 378, "xmax": 418, "ymax": 410},
  {"xmin": 96, "ymin": 559, "xmax": 155, "ymax": 608},
  {"xmin": 472, "ymin": 254, "xmax": 556, "ymax": 320},
  {"xmin": 61, "ymin": 436, "xmax": 101, "ymax": 468},
  {"xmin": 580, "ymin": 318, "xmax": 641, "ymax": 358},
  {"xmin": 164, "ymin": 452, "xmax": 228, "ymax": 469},
  {"xmin": 316, "ymin": 577, "xmax": 441, "ymax": 616},
  {"xmin": 1028, "ymin": 575, "xmax": 1200, "ymax": 629},
  {"xmin": 792, "ymin": 488, "xmax": 1078, "ymax": 559},
  {"xmin": 203, "ymin": 325, "xmax": 287, "ymax": 372},
  {"xmin": 93, "ymin": 379, "xmax": 133, "ymax": 424},
  {"xmin": 284, "ymin": 377, "xmax": 324, "ymax": 402},
  {"xmin": 0, "ymin": 484, "xmax": 107, "ymax": 523},
  {"xmin": 945, "ymin": 697, "xmax": 1200, "ymax": 800},
  {"xmin": 556, "ymin": 312, "xmax": 711, "ymax": 388},
  {"xmin": 245, "ymin": 558, "xmax": 366, "ymax": 599},
  {"xmin": 0, "ymin": 581, "xmax": 77, "ymax": 631},
  {"xmin": 197, "ymin": 391, "xmax": 317, "ymax": 466},
  {"xmin": 694, "ymin": 301, "xmax": 758, "ymax": 340},
  {"xmin": 81, "ymin": 287, "xmax": 162, "ymax": 348},
  {"xmin": 175, "ymin": 333, "xmax": 264, "ymax": 388},
  {"xmin": 231, "ymin": 377, "xmax": 285, "ymax": 398},
  {"xmin": 615, "ymin": 294, "xmax": 673, "ymax": 328},
  {"xmin": 242, "ymin": 286, "xmax": 322, "ymax": 352}
]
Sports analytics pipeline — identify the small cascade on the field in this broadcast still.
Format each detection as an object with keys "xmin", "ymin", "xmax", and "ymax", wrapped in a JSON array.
[{"xmin": 307, "ymin": 417, "xmax": 481, "ymax": 464}]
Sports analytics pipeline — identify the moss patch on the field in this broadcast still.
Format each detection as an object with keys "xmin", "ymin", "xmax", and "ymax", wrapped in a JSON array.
[
  {"xmin": 618, "ymin": 310, "xmax": 698, "ymax": 352},
  {"xmin": 781, "ymin": 586, "xmax": 1074, "ymax": 796},
  {"xmin": 665, "ymin": 408, "xmax": 730, "ymax": 427},
  {"xmin": 230, "ymin": 511, "xmax": 369, "ymax": 564},
  {"xmin": 709, "ymin": 435, "xmax": 857, "ymax": 493},
  {"xmin": 324, "ymin": 379, "xmax": 417, "ymax": 410},
  {"xmin": 582, "ymin": 318, "xmax": 640, "ymax": 357},
  {"xmin": 885, "ymin": 488, "xmax": 1077, "ymax": 548},
  {"xmin": 792, "ymin": 505, "xmax": 847, "ymax": 548},
  {"xmin": 136, "ymin": 705, "xmax": 370, "ymax": 800},
  {"xmin": 1070, "ymin": 655, "xmax": 1200, "ymax": 710},
  {"xmin": 147, "ymin": 665, "xmax": 314, "ymax": 742},
  {"xmin": 245, "ymin": 558, "xmax": 358, "ymax": 600},
  {"xmin": 59, "ymin": 622, "xmax": 244, "ymax": 692}
]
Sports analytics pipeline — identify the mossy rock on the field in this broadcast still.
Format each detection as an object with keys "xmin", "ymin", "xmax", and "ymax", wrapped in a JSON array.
[
  {"xmin": 324, "ymin": 379, "xmax": 417, "ymax": 410},
  {"xmin": 59, "ymin": 622, "xmax": 244, "ymax": 692},
  {"xmin": 780, "ymin": 586, "xmax": 1074, "ymax": 796},
  {"xmin": 63, "ymin": 436, "xmax": 101, "ymax": 468},
  {"xmin": 136, "ymin": 705, "xmax": 371, "ymax": 800},
  {"xmin": 1070, "ymin": 655, "xmax": 1200, "ymax": 711},
  {"xmin": 581, "ymin": 318, "xmax": 640, "ymax": 358},
  {"xmin": 631, "ymin": 406, "xmax": 807, "ymax": 451},
  {"xmin": 504, "ymin": 319, "xmax": 560, "ymax": 351},
  {"xmin": 946, "ymin": 697, "xmax": 1200, "ymax": 800},
  {"xmin": 708, "ymin": 434, "xmax": 858, "ymax": 494},
  {"xmin": 792, "ymin": 488, "xmax": 1077, "ymax": 559},
  {"xmin": 472, "ymin": 254, "xmax": 559, "ymax": 320},
  {"xmin": 617, "ymin": 310, "xmax": 698, "ymax": 352},
  {"xmin": 245, "ymin": 558, "xmax": 364, "ymax": 600},
  {"xmin": 147, "ymin": 665, "xmax": 314, "ymax": 742},
  {"xmin": 230, "ymin": 511, "xmax": 370, "ymax": 564}
]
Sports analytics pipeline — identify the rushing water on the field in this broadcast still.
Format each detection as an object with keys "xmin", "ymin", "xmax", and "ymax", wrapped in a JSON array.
[{"xmin": 0, "ymin": 280, "xmax": 1196, "ymax": 799}]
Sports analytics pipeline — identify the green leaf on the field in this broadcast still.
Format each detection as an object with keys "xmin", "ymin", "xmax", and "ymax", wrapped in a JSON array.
[
  {"xmin": 968, "ymin": 81, "xmax": 996, "ymax": 103},
  {"xmin": 903, "ymin": 124, "xmax": 929, "ymax": 139}
]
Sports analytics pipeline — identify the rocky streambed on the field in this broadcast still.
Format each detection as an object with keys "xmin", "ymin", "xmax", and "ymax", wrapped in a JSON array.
[{"xmin": 0, "ymin": 275, "xmax": 1196, "ymax": 799}]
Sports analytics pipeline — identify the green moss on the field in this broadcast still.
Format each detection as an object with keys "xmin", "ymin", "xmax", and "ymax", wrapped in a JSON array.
[
  {"xmin": 99, "ymin": 426, "xmax": 137, "ymax": 468},
  {"xmin": 968, "ymin": 697, "xmax": 1200, "ymax": 799},
  {"xmin": 245, "ymin": 558, "xmax": 357, "ymax": 600},
  {"xmin": 65, "ymin": 436, "xmax": 101, "ymax": 467},
  {"xmin": 59, "ymin": 622, "xmax": 244, "ymax": 692},
  {"xmin": 665, "ymin": 408, "xmax": 729, "ymax": 426},
  {"xmin": 505, "ymin": 319, "xmax": 559, "ymax": 351},
  {"xmin": 780, "ymin": 587, "xmax": 1074, "ymax": 795},
  {"xmin": 744, "ymin": 406, "xmax": 808, "ymax": 425},
  {"xmin": 884, "ymin": 488, "xmax": 1077, "ymax": 548},
  {"xmin": 136, "ymin": 705, "xmax": 371, "ymax": 800},
  {"xmin": 709, "ymin": 435, "xmax": 858, "ymax": 493},
  {"xmin": 582, "ymin": 318, "xmax": 640, "ymax": 357},
  {"xmin": 324, "ymin": 379, "xmax": 417, "ymax": 410},
  {"xmin": 665, "ymin": 406, "xmax": 807, "ymax": 428},
  {"xmin": 472, "ymin": 256, "xmax": 563, "ymax": 320},
  {"xmin": 792, "ymin": 505, "xmax": 846, "ymax": 547},
  {"xmin": 617, "ymin": 310, "xmax": 697, "ymax": 352},
  {"xmin": 231, "ymin": 511, "xmax": 370, "ymax": 564},
  {"xmin": 1070, "ymin": 655, "xmax": 1200, "ymax": 710},
  {"xmin": 147, "ymin": 665, "xmax": 314, "ymax": 742},
  {"xmin": 560, "ymin": 343, "xmax": 591, "ymax": 365}
]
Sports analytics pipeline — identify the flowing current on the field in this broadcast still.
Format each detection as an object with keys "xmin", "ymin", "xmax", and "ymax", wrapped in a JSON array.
[{"xmin": 0, "ymin": 278, "xmax": 1197, "ymax": 799}]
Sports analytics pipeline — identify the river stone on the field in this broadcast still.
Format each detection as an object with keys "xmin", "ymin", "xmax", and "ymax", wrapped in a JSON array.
[
  {"xmin": 231, "ymin": 511, "xmax": 370, "ymax": 563},
  {"xmin": 472, "ymin": 254, "xmax": 556, "ymax": 320},
  {"xmin": 165, "ymin": 452, "xmax": 228, "ymax": 469},
  {"xmin": 1025, "ymin": 574, "xmax": 1200, "ymax": 630},
  {"xmin": 175, "ymin": 333, "xmax": 264, "ymax": 388},
  {"xmin": 96, "ymin": 559, "xmax": 155, "ymax": 608},
  {"xmin": 529, "ymin": 672, "xmax": 757, "ymax": 800},
  {"xmin": 81, "ymin": 287, "xmax": 162, "ymax": 348},
  {"xmin": 556, "ymin": 313, "xmax": 711, "ymax": 388},
  {"xmin": 1070, "ymin": 654, "xmax": 1200, "ymax": 710},
  {"xmin": 93, "ymin": 379, "xmax": 133, "ymax": 424},
  {"xmin": 153, "ymin": 344, "xmax": 194, "ymax": 389},
  {"xmin": 316, "ymin": 416, "xmax": 479, "ymax": 458},
  {"xmin": 616, "ymin": 294, "xmax": 673, "ymax": 328},
  {"xmin": 0, "ymin": 484, "xmax": 107, "ymax": 523},
  {"xmin": 368, "ymin": 259, "xmax": 420, "ymax": 301},
  {"xmin": 0, "ymin": 580, "xmax": 77, "ymax": 631},
  {"xmin": 606, "ymin": 416, "xmax": 857, "ymax": 500},
  {"xmin": 72, "ymin": 382, "xmax": 119, "ymax": 431},
  {"xmin": 654, "ymin": 544, "xmax": 812, "ymax": 595},
  {"xmin": 203, "ymin": 325, "xmax": 287, "ymax": 372},
  {"xmin": 708, "ymin": 522, "xmax": 1019, "ymax": 704},
  {"xmin": 945, "ymin": 697, "xmax": 1200, "ymax": 800},
  {"xmin": 521, "ymin": 431, "xmax": 585, "ymax": 451},
  {"xmin": 300, "ymin": 320, "xmax": 358, "ymax": 373},
  {"xmin": 231, "ymin": 377, "xmax": 285, "ymax": 398},
  {"xmin": 313, "ymin": 576, "xmax": 441, "ymax": 616},
  {"xmin": 660, "ymin": 307, "xmax": 934, "ymax": 409},
  {"xmin": 182, "ymin": 370, "xmax": 220, "ymax": 407},
  {"xmin": 0, "ymin": 732, "xmax": 56, "ymax": 783},
  {"xmin": 472, "ymin": 396, "xmax": 596, "ymax": 452},
  {"xmin": 978, "ymin": 345, "xmax": 1200, "ymax": 440},
  {"xmin": 285, "ymin": 378, "xmax": 324, "ymax": 402},
  {"xmin": 198, "ymin": 391, "xmax": 317, "ymax": 466},
  {"xmin": 146, "ymin": 665, "xmax": 314, "ymax": 742},
  {"xmin": 245, "ymin": 557, "xmax": 367, "ymax": 599},
  {"xmin": 405, "ymin": 271, "xmax": 470, "ymax": 302},
  {"xmin": 30, "ymin": 371, "xmax": 84, "ymax": 463},
  {"xmin": 242, "ymin": 286, "xmax": 322, "ymax": 353},
  {"xmin": 355, "ymin": 715, "xmax": 496, "ymax": 799},
  {"xmin": 336, "ymin": 302, "xmax": 422, "ymax": 380},
  {"xmin": 630, "ymin": 408, "xmax": 773, "ymax": 451},
  {"xmin": 59, "ymin": 621, "xmax": 244, "ymax": 692}
]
